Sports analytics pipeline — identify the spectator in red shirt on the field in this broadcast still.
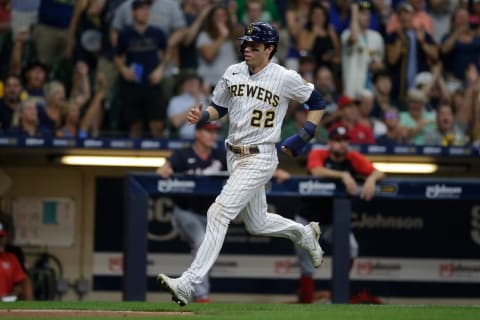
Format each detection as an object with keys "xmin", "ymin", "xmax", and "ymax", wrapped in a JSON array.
[
  {"xmin": 329, "ymin": 95, "xmax": 376, "ymax": 144},
  {"xmin": 0, "ymin": 219, "xmax": 28, "ymax": 301},
  {"xmin": 294, "ymin": 125, "xmax": 385, "ymax": 303}
]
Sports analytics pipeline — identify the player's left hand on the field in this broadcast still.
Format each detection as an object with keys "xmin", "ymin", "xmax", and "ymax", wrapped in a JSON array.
[{"xmin": 281, "ymin": 134, "xmax": 307, "ymax": 157}]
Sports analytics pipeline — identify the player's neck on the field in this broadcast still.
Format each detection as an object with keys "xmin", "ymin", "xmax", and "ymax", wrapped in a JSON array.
[
  {"xmin": 248, "ymin": 60, "xmax": 269, "ymax": 75},
  {"xmin": 193, "ymin": 142, "xmax": 211, "ymax": 160}
]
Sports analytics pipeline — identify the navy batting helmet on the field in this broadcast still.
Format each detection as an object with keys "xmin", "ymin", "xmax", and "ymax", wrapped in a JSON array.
[{"xmin": 238, "ymin": 22, "xmax": 279, "ymax": 45}]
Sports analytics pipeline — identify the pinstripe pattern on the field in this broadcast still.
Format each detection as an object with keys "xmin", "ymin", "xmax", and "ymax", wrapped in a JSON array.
[
  {"xmin": 183, "ymin": 150, "xmax": 309, "ymax": 285},
  {"xmin": 164, "ymin": 59, "xmax": 322, "ymax": 302},
  {"xmin": 212, "ymin": 62, "xmax": 313, "ymax": 145}
]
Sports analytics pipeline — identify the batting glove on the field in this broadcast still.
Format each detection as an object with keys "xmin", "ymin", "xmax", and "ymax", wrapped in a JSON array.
[{"xmin": 281, "ymin": 121, "xmax": 316, "ymax": 157}]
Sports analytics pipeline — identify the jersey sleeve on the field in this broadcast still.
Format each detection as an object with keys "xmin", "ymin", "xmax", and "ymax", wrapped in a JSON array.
[
  {"xmin": 348, "ymin": 151, "xmax": 375, "ymax": 176},
  {"xmin": 307, "ymin": 149, "xmax": 329, "ymax": 173},
  {"xmin": 283, "ymin": 69, "xmax": 314, "ymax": 103}
]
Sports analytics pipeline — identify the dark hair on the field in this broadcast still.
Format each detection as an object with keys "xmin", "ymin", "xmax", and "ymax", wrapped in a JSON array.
[
  {"xmin": 2, "ymin": 73, "xmax": 22, "ymax": 84},
  {"xmin": 204, "ymin": 5, "xmax": 235, "ymax": 41},
  {"xmin": 306, "ymin": 2, "xmax": 329, "ymax": 31},
  {"xmin": 437, "ymin": 102, "xmax": 455, "ymax": 115},
  {"xmin": 372, "ymin": 69, "xmax": 391, "ymax": 83}
]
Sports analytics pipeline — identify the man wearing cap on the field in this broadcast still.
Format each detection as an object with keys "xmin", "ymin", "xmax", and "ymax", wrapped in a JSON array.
[
  {"xmin": 156, "ymin": 121, "xmax": 226, "ymax": 303},
  {"xmin": 294, "ymin": 125, "xmax": 385, "ymax": 303},
  {"xmin": 111, "ymin": 0, "xmax": 186, "ymax": 79},
  {"xmin": 0, "ymin": 218, "xmax": 28, "ymax": 301}
]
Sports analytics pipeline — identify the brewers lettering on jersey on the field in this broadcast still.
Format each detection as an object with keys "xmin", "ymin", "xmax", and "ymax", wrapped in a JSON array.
[{"xmin": 157, "ymin": 22, "xmax": 326, "ymax": 306}]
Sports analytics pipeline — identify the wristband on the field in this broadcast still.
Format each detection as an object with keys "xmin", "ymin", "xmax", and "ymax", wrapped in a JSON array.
[
  {"xmin": 200, "ymin": 110, "xmax": 210, "ymax": 122},
  {"xmin": 298, "ymin": 121, "xmax": 316, "ymax": 142}
]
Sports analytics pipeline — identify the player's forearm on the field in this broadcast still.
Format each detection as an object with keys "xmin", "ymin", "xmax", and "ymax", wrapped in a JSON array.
[
  {"xmin": 306, "ymin": 109, "xmax": 325, "ymax": 126},
  {"xmin": 310, "ymin": 167, "xmax": 345, "ymax": 180},
  {"xmin": 205, "ymin": 106, "xmax": 220, "ymax": 121},
  {"xmin": 366, "ymin": 170, "xmax": 385, "ymax": 184}
]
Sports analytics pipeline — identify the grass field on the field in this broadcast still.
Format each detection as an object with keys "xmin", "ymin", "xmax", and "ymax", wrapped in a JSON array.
[{"xmin": 0, "ymin": 301, "xmax": 479, "ymax": 320}]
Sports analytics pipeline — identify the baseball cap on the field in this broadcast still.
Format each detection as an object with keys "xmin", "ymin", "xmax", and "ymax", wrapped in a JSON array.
[
  {"xmin": 414, "ymin": 72, "xmax": 433, "ymax": 87},
  {"xmin": 196, "ymin": 121, "xmax": 220, "ymax": 131},
  {"xmin": 396, "ymin": 2, "xmax": 414, "ymax": 13},
  {"xmin": 328, "ymin": 126, "xmax": 349, "ymax": 140},
  {"xmin": 132, "ymin": 0, "xmax": 152, "ymax": 9},
  {"xmin": 337, "ymin": 95, "xmax": 355, "ymax": 109}
]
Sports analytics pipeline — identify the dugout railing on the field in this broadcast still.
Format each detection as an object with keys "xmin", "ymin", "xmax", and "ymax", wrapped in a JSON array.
[{"xmin": 124, "ymin": 173, "xmax": 480, "ymax": 303}]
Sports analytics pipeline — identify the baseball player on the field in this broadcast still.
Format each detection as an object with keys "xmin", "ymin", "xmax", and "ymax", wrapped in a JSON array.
[
  {"xmin": 295, "ymin": 126, "xmax": 385, "ymax": 303},
  {"xmin": 156, "ymin": 121, "xmax": 227, "ymax": 303},
  {"xmin": 157, "ymin": 21, "xmax": 326, "ymax": 306}
]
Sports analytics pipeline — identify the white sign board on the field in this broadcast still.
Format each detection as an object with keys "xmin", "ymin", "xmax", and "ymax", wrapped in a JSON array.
[{"xmin": 12, "ymin": 197, "xmax": 75, "ymax": 247}]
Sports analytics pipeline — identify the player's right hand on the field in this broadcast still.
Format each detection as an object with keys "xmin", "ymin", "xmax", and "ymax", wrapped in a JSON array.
[{"xmin": 187, "ymin": 103, "xmax": 203, "ymax": 125}]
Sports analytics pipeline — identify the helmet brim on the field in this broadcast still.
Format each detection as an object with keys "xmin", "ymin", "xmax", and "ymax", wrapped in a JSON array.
[{"xmin": 238, "ymin": 35, "xmax": 255, "ymax": 42}]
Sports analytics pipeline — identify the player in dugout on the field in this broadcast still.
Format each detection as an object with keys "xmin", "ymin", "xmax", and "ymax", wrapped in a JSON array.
[
  {"xmin": 156, "ymin": 121, "xmax": 227, "ymax": 303},
  {"xmin": 294, "ymin": 125, "xmax": 385, "ymax": 303}
]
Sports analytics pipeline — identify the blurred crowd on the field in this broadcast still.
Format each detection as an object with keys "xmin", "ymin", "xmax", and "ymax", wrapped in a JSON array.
[{"xmin": 0, "ymin": 0, "xmax": 479, "ymax": 147}]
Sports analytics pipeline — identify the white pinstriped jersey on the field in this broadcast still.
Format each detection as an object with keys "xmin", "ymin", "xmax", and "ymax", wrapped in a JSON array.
[{"xmin": 211, "ymin": 61, "xmax": 314, "ymax": 145}]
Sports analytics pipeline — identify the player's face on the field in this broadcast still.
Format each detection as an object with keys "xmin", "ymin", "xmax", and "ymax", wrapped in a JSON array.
[
  {"xmin": 196, "ymin": 128, "xmax": 218, "ymax": 148},
  {"xmin": 328, "ymin": 138, "xmax": 349, "ymax": 160},
  {"xmin": 242, "ymin": 41, "xmax": 272, "ymax": 70}
]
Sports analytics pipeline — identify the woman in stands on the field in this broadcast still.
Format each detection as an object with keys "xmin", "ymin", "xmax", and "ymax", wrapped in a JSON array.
[{"xmin": 7, "ymin": 99, "xmax": 51, "ymax": 138}]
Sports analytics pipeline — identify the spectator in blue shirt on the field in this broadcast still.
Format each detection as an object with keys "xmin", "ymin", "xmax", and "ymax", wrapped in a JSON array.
[{"xmin": 114, "ymin": 0, "xmax": 168, "ymax": 138}]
